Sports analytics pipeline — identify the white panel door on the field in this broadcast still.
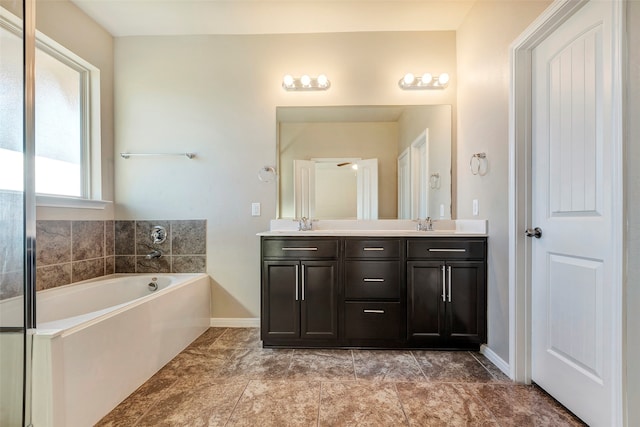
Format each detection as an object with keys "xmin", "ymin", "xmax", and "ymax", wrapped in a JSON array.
[
  {"xmin": 356, "ymin": 158, "xmax": 378, "ymax": 220},
  {"xmin": 293, "ymin": 159, "xmax": 315, "ymax": 219},
  {"xmin": 397, "ymin": 148, "xmax": 411, "ymax": 219},
  {"xmin": 531, "ymin": 1, "xmax": 614, "ymax": 425}
]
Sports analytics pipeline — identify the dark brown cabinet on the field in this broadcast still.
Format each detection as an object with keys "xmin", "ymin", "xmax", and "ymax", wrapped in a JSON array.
[
  {"xmin": 261, "ymin": 239, "xmax": 339, "ymax": 345},
  {"xmin": 406, "ymin": 239, "xmax": 487, "ymax": 348},
  {"xmin": 343, "ymin": 238, "xmax": 403, "ymax": 343},
  {"xmin": 260, "ymin": 235, "xmax": 486, "ymax": 349}
]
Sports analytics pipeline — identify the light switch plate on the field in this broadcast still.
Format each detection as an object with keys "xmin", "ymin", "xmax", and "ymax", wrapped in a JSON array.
[
  {"xmin": 251, "ymin": 202, "xmax": 261, "ymax": 216},
  {"xmin": 472, "ymin": 199, "xmax": 479, "ymax": 216}
]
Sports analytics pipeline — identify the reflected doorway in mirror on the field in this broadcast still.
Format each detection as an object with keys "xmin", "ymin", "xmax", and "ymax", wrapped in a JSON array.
[{"xmin": 293, "ymin": 158, "xmax": 378, "ymax": 220}]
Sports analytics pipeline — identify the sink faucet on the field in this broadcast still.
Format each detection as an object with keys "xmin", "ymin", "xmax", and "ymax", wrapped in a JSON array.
[
  {"xmin": 297, "ymin": 217, "xmax": 313, "ymax": 231},
  {"xmin": 146, "ymin": 249, "xmax": 162, "ymax": 259},
  {"xmin": 415, "ymin": 217, "xmax": 434, "ymax": 231}
]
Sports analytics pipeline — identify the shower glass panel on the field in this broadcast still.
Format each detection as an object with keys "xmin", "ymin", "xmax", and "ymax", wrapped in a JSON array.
[{"xmin": 0, "ymin": 0, "xmax": 35, "ymax": 426}]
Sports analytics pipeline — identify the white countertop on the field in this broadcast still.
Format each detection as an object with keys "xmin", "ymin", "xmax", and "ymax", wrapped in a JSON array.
[{"xmin": 258, "ymin": 219, "xmax": 488, "ymax": 237}]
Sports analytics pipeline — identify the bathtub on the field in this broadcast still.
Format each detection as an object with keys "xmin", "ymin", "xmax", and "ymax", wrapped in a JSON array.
[{"xmin": 30, "ymin": 273, "xmax": 210, "ymax": 427}]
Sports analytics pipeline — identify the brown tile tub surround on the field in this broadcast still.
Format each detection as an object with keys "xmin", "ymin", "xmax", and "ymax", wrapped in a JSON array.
[
  {"xmin": 35, "ymin": 220, "xmax": 114, "ymax": 291},
  {"xmin": 34, "ymin": 219, "xmax": 206, "ymax": 290},
  {"xmin": 97, "ymin": 328, "xmax": 586, "ymax": 427},
  {"xmin": 114, "ymin": 219, "xmax": 206, "ymax": 274}
]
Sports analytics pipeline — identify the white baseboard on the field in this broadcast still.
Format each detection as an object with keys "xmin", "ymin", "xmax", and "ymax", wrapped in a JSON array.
[
  {"xmin": 210, "ymin": 318, "xmax": 260, "ymax": 328},
  {"xmin": 480, "ymin": 344, "xmax": 512, "ymax": 379}
]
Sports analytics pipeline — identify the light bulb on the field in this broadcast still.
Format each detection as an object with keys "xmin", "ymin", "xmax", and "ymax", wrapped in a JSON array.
[
  {"xmin": 283, "ymin": 74, "xmax": 295, "ymax": 88},
  {"xmin": 438, "ymin": 73, "xmax": 450, "ymax": 85},
  {"xmin": 352, "ymin": 164, "xmax": 358, "ymax": 170},
  {"xmin": 300, "ymin": 74, "xmax": 311, "ymax": 86},
  {"xmin": 403, "ymin": 73, "xmax": 415, "ymax": 86},
  {"xmin": 421, "ymin": 73, "xmax": 433, "ymax": 84},
  {"xmin": 317, "ymin": 74, "xmax": 328, "ymax": 88}
]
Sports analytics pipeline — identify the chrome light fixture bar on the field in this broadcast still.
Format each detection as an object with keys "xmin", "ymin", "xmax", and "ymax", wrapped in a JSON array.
[
  {"xmin": 282, "ymin": 74, "xmax": 331, "ymax": 91},
  {"xmin": 398, "ymin": 72, "xmax": 450, "ymax": 90}
]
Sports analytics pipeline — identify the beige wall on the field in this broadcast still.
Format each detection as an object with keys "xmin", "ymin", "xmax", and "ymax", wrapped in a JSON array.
[
  {"xmin": 456, "ymin": 0, "xmax": 551, "ymax": 362},
  {"xmin": 114, "ymin": 31, "xmax": 457, "ymax": 318},
  {"xmin": 626, "ymin": 1, "xmax": 639, "ymax": 424}
]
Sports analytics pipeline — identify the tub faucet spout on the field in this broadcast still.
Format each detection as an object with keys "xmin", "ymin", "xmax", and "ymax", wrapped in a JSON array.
[{"xmin": 146, "ymin": 249, "xmax": 162, "ymax": 259}]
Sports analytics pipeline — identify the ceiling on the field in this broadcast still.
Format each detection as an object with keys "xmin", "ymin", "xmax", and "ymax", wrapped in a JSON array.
[{"xmin": 70, "ymin": 0, "xmax": 476, "ymax": 37}]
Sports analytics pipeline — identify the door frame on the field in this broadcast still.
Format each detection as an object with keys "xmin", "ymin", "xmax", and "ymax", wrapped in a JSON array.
[
  {"xmin": 508, "ymin": 0, "xmax": 625, "ymax": 424},
  {"xmin": 410, "ymin": 129, "xmax": 429, "ymax": 219}
]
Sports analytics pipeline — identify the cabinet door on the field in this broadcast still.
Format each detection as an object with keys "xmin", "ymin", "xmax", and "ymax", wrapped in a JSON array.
[
  {"xmin": 407, "ymin": 261, "xmax": 446, "ymax": 343},
  {"xmin": 300, "ymin": 260, "xmax": 338, "ymax": 339},
  {"xmin": 446, "ymin": 261, "xmax": 486, "ymax": 344},
  {"xmin": 262, "ymin": 261, "xmax": 300, "ymax": 339}
]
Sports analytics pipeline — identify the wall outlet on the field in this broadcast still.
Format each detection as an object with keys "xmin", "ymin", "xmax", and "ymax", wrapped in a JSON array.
[
  {"xmin": 251, "ymin": 202, "xmax": 261, "ymax": 216},
  {"xmin": 472, "ymin": 199, "xmax": 479, "ymax": 216},
  {"xmin": 440, "ymin": 204, "xmax": 445, "ymax": 218}
]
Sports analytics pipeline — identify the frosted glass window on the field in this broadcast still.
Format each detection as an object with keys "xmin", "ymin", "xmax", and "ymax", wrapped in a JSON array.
[
  {"xmin": 0, "ymin": 24, "xmax": 24, "ymax": 191},
  {"xmin": 35, "ymin": 48, "xmax": 84, "ymax": 197},
  {"xmin": 0, "ymin": 22, "xmax": 91, "ymax": 197}
]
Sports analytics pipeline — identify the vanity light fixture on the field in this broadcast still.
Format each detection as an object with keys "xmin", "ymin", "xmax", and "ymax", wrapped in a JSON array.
[
  {"xmin": 398, "ymin": 72, "xmax": 450, "ymax": 90},
  {"xmin": 282, "ymin": 74, "xmax": 331, "ymax": 91}
]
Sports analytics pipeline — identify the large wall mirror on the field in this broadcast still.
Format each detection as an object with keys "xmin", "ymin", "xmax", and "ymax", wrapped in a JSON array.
[{"xmin": 277, "ymin": 105, "xmax": 452, "ymax": 220}]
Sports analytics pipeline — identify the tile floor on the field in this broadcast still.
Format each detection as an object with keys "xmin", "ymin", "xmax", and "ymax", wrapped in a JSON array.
[{"xmin": 97, "ymin": 328, "xmax": 585, "ymax": 426}]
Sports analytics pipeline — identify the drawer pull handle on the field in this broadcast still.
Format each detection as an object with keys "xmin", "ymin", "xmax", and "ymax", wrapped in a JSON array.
[
  {"xmin": 363, "ymin": 309, "xmax": 385, "ymax": 314},
  {"xmin": 428, "ymin": 248, "xmax": 467, "ymax": 253},
  {"xmin": 282, "ymin": 247, "xmax": 318, "ymax": 251},
  {"xmin": 363, "ymin": 247, "xmax": 384, "ymax": 251},
  {"xmin": 363, "ymin": 278, "xmax": 385, "ymax": 282}
]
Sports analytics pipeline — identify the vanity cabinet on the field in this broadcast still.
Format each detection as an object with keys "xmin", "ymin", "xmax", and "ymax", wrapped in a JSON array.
[
  {"xmin": 406, "ymin": 238, "xmax": 487, "ymax": 348},
  {"xmin": 260, "ymin": 235, "xmax": 486, "ymax": 349},
  {"xmin": 343, "ymin": 239, "xmax": 404, "ymax": 344},
  {"xmin": 261, "ymin": 239, "xmax": 339, "ymax": 345}
]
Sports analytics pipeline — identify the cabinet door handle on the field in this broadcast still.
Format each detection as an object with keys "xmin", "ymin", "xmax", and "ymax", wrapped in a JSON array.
[
  {"xmin": 363, "ymin": 278, "xmax": 385, "ymax": 282},
  {"xmin": 282, "ymin": 247, "xmax": 318, "ymax": 251},
  {"xmin": 295, "ymin": 264, "xmax": 299, "ymax": 301},
  {"xmin": 363, "ymin": 309, "xmax": 385, "ymax": 314},
  {"xmin": 428, "ymin": 248, "xmax": 466, "ymax": 253},
  {"xmin": 301, "ymin": 264, "xmax": 305, "ymax": 301},
  {"xmin": 441, "ymin": 265, "xmax": 446, "ymax": 301},
  {"xmin": 363, "ymin": 247, "xmax": 384, "ymax": 251},
  {"xmin": 447, "ymin": 266, "xmax": 452, "ymax": 302}
]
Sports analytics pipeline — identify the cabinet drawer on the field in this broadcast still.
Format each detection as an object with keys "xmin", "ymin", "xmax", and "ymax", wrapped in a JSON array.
[
  {"xmin": 406, "ymin": 239, "xmax": 486, "ymax": 260},
  {"xmin": 344, "ymin": 302, "xmax": 401, "ymax": 340},
  {"xmin": 345, "ymin": 239, "xmax": 400, "ymax": 259},
  {"xmin": 262, "ymin": 239, "xmax": 339, "ymax": 259},
  {"xmin": 345, "ymin": 261, "xmax": 400, "ymax": 300}
]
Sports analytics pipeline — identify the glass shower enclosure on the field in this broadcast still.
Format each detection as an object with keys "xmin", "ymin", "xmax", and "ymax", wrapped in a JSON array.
[{"xmin": 0, "ymin": 0, "xmax": 36, "ymax": 425}]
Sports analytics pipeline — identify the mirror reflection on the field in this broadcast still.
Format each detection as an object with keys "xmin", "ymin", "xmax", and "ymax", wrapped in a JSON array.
[{"xmin": 277, "ymin": 105, "xmax": 452, "ymax": 220}]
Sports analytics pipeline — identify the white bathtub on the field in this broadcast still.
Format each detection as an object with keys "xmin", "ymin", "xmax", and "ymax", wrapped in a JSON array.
[{"xmin": 30, "ymin": 273, "xmax": 210, "ymax": 427}]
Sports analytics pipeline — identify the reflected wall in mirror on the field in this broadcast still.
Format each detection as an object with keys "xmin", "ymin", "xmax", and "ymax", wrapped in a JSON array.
[{"xmin": 277, "ymin": 105, "xmax": 452, "ymax": 220}]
